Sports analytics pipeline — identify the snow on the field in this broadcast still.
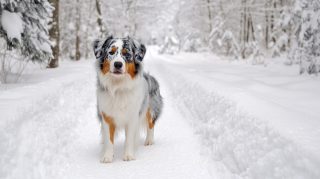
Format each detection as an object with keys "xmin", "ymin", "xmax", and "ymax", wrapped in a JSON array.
[
  {"xmin": 1, "ymin": 47, "xmax": 320, "ymax": 178},
  {"xmin": 1, "ymin": 10, "xmax": 23, "ymax": 42},
  {"xmin": 149, "ymin": 48, "xmax": 320, "ymax": 178},
  {"xmin": 0, "ymin": 60, "xmax": 212, "ymax": 179}
]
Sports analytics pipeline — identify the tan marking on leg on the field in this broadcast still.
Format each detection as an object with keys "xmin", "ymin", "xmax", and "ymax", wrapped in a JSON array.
[
  {"xmin": 101, "ymin": 112, "xmax": 116, "ymax": 144},
  {"xmin": 102, "ymin": 59, "xmax": 110, "ymax": 75},
  {"xmin": 126, "ymin": 62, "xmax": 136, "ymax": 79},
  {"xmin": 146, "ymin": 108, "xmax": 154, "ymax": 129}
]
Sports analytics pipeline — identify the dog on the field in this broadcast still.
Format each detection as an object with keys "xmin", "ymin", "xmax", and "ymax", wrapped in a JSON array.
[{"xmin": 93, "ymin": 35, "xmax": 163, "ymax": 162}]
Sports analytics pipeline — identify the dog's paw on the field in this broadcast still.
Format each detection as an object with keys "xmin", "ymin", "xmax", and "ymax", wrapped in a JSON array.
[
  {"xmin": 144, "ymin": 139, "xmax": 154, "ymax": 146},
  {"xmin": 123, "ymin": 154, "xmax": 135, "ymax": 161},
  {"xmin": 100, "ymin": 153, "xmax": 113, "ymax": 163}
]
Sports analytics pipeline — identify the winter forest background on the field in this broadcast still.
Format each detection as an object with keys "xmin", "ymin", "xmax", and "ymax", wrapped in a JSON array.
[
  {"xmin": 0, "ymin": 0, "xmax": 320, "ymax": 82},
  {"xmin": 1, "ymin": 0, "xmax": 320, "ymax": 179}
]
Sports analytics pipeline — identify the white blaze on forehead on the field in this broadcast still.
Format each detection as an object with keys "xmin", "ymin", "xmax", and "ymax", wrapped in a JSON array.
[
  {"xmin": 110, "ymin": 39, "xmax": 125, "ymax": 73},
  {"xmin": 113, "ymin": 39, "xmax": 123, "ymax": 52}
]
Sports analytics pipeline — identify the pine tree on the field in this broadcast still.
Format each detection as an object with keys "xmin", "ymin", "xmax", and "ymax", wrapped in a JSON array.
[
  {"xmin": 0, "ymin": 0, "xmax": 53, "ymax": 62},
  {"xmin": 292, "ymin": 0, "xmax": 320, "ymax": 74}
]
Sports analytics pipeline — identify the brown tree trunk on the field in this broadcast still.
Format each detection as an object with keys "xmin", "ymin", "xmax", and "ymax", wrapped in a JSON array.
[
  {"xmin": 206, "ymin": 0, "xmax": 213, "ymax": 33},
  {"xmin": 96, "ymin": 0, "xmax": 105, "ymax": 36},
  {"xmin": 265, "ymin": 4, "xmax": 269, "ymax": 49},
  {"xmin": 75, "ymin": 0, "xmax": 81, "ymax": 61},
  {"xmin": 271, "ymin": 0, "xmax": 277, "ymax": 44},
  {"xmin": 241, "ymin": 0, "xmax": 247, "ymax": 59},
  {"xmin": 48, "ymin": 0, "xmax": 60, "ymax": 68}
]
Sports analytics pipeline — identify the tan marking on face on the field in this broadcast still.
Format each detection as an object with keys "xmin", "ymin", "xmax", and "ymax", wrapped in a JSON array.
[
  {"xmin": 126, "ymin": 62, "xmax": 136, "ymax": 79},
  {"xmin": 146, "ymin": 108, "xmax": 154, "ymax": 129},
  {"xmin": 101, "ymin": 112, "xmax": 116, "ymax": 144},
  {"xmin": 102, "ymin": 59, "xmax": 110, "ymax": 75},
  {"xmin": 121, "ymin": 48, "xmax": 128, "ymax": 54},
  {"xmin": 110, "ymin": 46, "xmax": 117, "ymax": 54}
]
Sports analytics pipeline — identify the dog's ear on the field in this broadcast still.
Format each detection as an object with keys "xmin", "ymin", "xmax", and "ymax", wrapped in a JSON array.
[
  {"xmin": 136, "ymin": 44, "xmax": 146, "ymax": 61},
  {"xmin": 93, "ymin": 35, "xmax": 113, "ymax": 60},
  {"xmin": 131, "ymin": 38, "xmax": 147, "ymax": 62},
  {"xmin": 93, "ymin": 39, "xmax": 101, "ymax": 59}
]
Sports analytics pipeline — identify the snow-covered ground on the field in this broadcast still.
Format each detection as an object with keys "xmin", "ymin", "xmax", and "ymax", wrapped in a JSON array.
[{"xmin": 1, "ymin": 48, "xmax": 320, "ymax": 178}]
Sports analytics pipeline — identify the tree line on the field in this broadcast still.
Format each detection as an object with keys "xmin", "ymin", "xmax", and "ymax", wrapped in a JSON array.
[{"xmin": 0, "ymin": 0, "xmax": 319, "ymax": 83}]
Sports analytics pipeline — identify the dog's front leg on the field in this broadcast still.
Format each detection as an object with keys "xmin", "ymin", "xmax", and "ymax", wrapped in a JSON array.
[
  {"xmin": 100, "ymin": 112, "xmax": 115, "ymax": 163},
  {"xmin": 123, "ymin": 122, "xmax": 138, "ymax": 161}
]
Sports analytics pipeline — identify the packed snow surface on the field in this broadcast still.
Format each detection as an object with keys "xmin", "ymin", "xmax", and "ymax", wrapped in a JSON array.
[{"xmin": 0, "ymin": 47, "xmax": 319, "ymax": 178}]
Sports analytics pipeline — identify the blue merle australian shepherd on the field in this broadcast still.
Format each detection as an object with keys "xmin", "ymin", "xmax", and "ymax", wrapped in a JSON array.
[{"xmin": 93, "ymin": 35, "xmax": 163, "ymax": 163}]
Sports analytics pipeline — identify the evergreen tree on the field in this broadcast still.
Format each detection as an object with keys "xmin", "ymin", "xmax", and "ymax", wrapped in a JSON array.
[
  {"xmin": 0, "ymin": 0, "xmax": 53, "ymax": 62},
  {"xmin": 292, "ymin": 0, "xmax": 320, "ymax": 74}
]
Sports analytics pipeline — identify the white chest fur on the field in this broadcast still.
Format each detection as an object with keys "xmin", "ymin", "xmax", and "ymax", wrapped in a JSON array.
[{"xmin": 97, "ymin": 74, "xmax": 146, "ymax": 127}]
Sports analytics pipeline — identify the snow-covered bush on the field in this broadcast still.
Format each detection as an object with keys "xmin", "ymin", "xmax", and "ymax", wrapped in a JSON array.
[
  {"xmin": 0, "ymin": 0, "xmax": 53, "ymax": 62},
  {"xmin": 271, "ymin": 31, "xmax": 289, "ymax": 58},
  {"xmin": 181, "ymin": 32, "xmax": 204, "ymax": 52},
  {"xmin": 290, "ymin": 0, "xmax": 320, "ymax": 74},
  {"xmin": 221, "ymin": 30, "xmax": 239, "ymax": 58},
  {"xmin": 242, "ymin": 41, "xmax": 265, "ymax": 65},
  {"xmin": 0, "ymin": 39, "xmax": 28, "ymax": 83},
  {"xmin": 0, "ymin": 0, "xmax": 52, "ymax": 83},
  {"xmin": 159, "ymin": 27, "xmax": 180, "ymax": 55},
  {"xmin": 208, "ymin": 17, "xmax": 224, "ymax": 53}
]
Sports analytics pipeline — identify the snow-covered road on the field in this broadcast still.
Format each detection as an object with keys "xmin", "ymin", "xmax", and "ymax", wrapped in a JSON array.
[
  {"xmin": 0, "ymin": 59, "xmax": 213, "ymax": 178},
  {"xmin": 1, "ymin": 48, "xmax": 320, "ymax": 179}
]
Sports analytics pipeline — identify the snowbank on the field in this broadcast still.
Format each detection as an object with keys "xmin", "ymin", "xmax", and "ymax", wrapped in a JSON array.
[
  {"xmin": 0, "ymin": 61, "xmax": 95, "ymax": 179},
  {"xmin": 149, "ymin": 49, "xmax": 320, "ymax": 178}
]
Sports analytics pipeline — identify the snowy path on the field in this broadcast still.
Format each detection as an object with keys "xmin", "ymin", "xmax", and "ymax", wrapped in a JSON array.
[
  {"xmin": 146, "ymin": 49, "xmax": 320, "ymax": 178},
  {"xmin": 0, "ymin": 60, "xmax": 213, "ymax": 178},
  {"xmin": 1, "ymin": 49, "xmax": 320, "ymax": 179}
]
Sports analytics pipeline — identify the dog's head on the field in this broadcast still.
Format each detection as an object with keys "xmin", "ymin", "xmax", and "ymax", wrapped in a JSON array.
[{"xmin": 93, "ymin": 35, "xmax": 146, "ymax": 79}]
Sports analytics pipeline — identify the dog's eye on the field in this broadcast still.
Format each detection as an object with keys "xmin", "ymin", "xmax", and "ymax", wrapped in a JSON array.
[
  {"xmin": 109, "ymin": 47, "xmax": 117, "ymax": 55},
  {"xmin": 122, "ymin": 48, "xmax": 128, "ymax": 55},
  {"xmin": 122, "ymin": 49, "xmax": 132, "ymax": 60}
]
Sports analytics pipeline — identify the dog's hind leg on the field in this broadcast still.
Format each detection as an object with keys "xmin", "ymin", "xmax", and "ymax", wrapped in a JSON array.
[
  {"xmin": 100, "ymin": 112, "xmax": 116, "ymax": 163},
  {"xmin": 144, "ymin": 109, "xmax": 154, "ymax": 146}
]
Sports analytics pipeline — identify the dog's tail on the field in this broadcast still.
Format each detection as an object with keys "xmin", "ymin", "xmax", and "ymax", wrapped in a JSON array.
[{"xmin": 144, "ymin": 73, "xmax": 163, "ymax": 124}]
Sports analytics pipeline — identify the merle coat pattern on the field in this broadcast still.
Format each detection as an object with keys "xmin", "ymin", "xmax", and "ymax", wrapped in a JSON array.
[{"xmin": 93, "ymin": 35, "xmax": 163, "ymax": 162}]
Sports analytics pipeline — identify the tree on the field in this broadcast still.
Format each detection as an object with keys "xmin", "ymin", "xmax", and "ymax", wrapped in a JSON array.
[
  {"xmin": 75, "ymin": 0, "xmax": 81, "ymax": 61},
  {"xmin": 291, "ymin": 0, "xmax": 320, "ymax": 74},
  {"xmin": 95, "ymin": 0, "xmax": 106, "ymax": 36},
  {"xmin": 0, "ymin": 0, "xmax": 52, "ymax": 62},
  {"xmin": 48, "ymin": 0, "xmax": 60, "ymax": 68}
]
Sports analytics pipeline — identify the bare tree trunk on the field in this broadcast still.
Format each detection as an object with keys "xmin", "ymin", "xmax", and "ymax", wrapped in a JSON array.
[
  {"xmin": 75, "ymin": 0, "xmax": 81, "ymax": 61},
  {"xmin": 271, "ymin": 0, "xmax": 277, "ymax": 44},
  {"xmin": 241, "ymin": 0, "xmax": 247, "ymax": 59},
  {"xmin": 85, "ymin": 0, "xmax": 93, "ymax": 59},
  {"xmin": 240, "ymin": 0, "xmax": 244, "ymax": 43},
  {"xmin": 96, "ymin": 0, "xmax": 105, "ymax": 36},
  {"xmin": 265, "ymin": 1, "xmax": 269, "ymax": 48},
  {"xmin": 249, "ymin": 12, "xmax": 255, "ymax": 41},
  {"xmin": 206, "ymin": 0, "xmax": 213, "ymax": 33},
  {"xmin": 48, "ymin": 0, "xmax": 60, "ymax": 68},
  {"xmin": 269, "ymin": 0, "xmax": 277, "ymax": 47}
]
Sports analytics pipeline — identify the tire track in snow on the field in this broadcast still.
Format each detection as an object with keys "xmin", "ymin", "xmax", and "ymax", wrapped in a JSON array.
[
  {"xmin": 1, "ymin": 61, "xmax": 214, "ymax": 179},
  {"xmin": 0, "ymin": 68, "xmax": 96, "ymax": 179},
  {"xmin": 148, "ymin": 52, "xmax": 320, "ymax": 179}
]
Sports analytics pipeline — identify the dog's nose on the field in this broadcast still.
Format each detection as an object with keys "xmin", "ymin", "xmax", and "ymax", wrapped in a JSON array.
[{"xmin": 114, "ymin": 62, "xmax": 123, "ymax": 69}]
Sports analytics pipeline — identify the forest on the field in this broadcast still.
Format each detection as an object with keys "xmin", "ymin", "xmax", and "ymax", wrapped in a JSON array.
[
  {"xmin": 0, "ymin": 0, "xmax": 319, "ymax": 83},
  {"xmin": 0, "ymin": 1, "xmax": 320, "ymax": 179}
]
